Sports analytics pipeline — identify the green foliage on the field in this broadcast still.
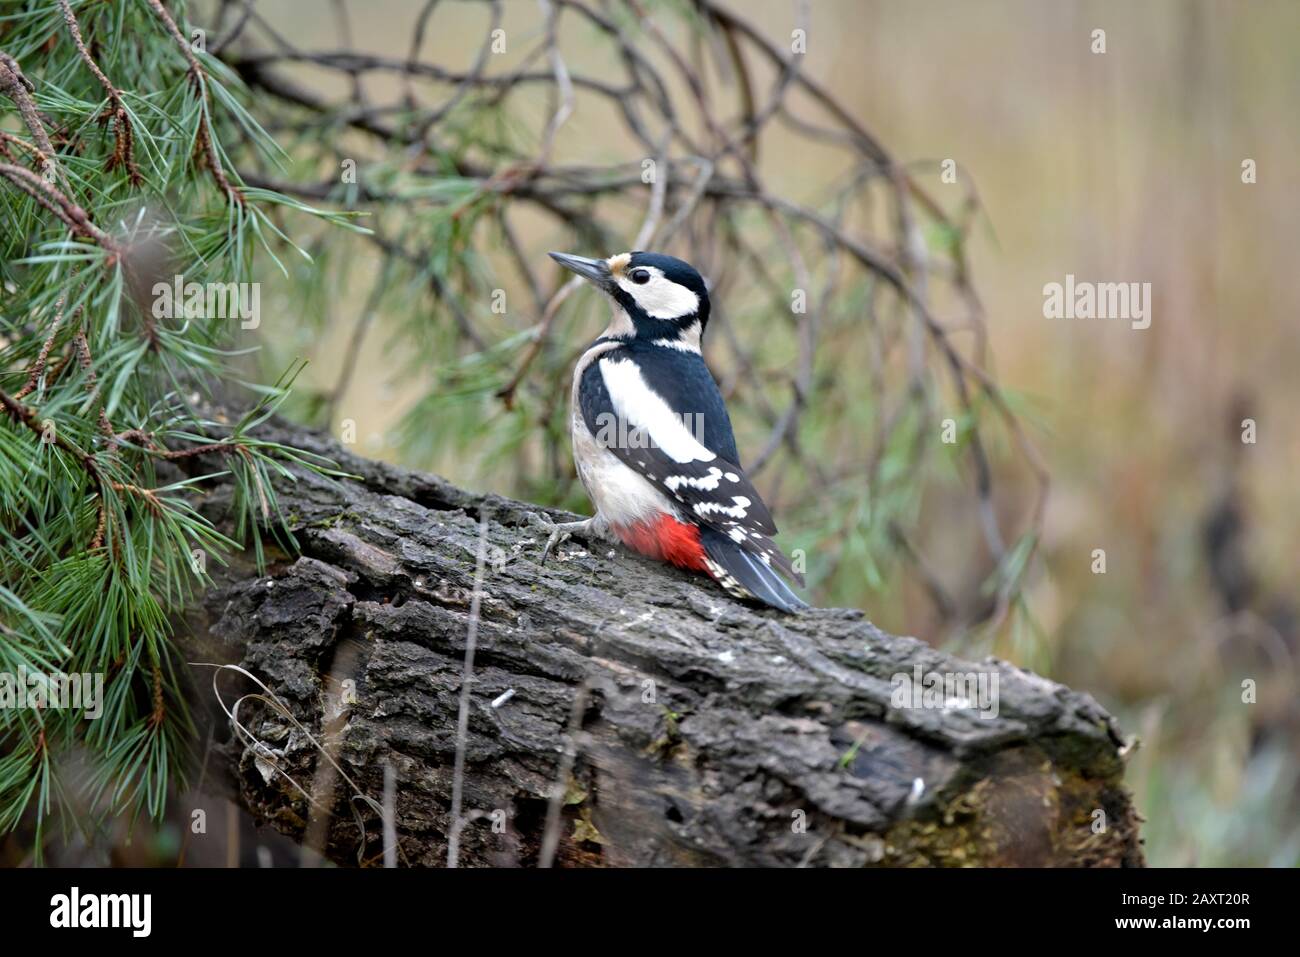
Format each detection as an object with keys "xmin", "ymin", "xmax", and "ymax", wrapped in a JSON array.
[{"xmin": 0, "ymin": 0, "xmax": 354, "ymax": 856}]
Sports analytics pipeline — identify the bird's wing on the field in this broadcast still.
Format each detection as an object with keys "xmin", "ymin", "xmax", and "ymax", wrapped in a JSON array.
[
  {"xmin": 579, "ymin": 352, "xmax": 806, "ymax": 587},
  {"xmin": 578, "ymin": 349, "xmax": 804, "ymax": 586},
  {"xmin": 579, "ymin": 351, "xmax": 774, "ymax": 532}
]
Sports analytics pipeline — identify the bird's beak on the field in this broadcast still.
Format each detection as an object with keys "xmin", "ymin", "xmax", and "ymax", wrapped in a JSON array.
[{"xmin": 549, "ymin": 251, "xmax": 614, "ymax": 292}]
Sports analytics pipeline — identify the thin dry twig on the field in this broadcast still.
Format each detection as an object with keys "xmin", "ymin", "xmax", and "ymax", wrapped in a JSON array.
[{"xmin": 447, "ymin": 510, "xmax": 491, "ymax": 868}]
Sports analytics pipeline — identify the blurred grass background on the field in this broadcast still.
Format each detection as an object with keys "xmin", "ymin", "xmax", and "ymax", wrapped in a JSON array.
[{"xmin": 241, "ymin": 0, "xmax": 1299, "ymax": 866}]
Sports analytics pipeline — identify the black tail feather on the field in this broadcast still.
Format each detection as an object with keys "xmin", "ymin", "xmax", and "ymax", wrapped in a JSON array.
[{"xmin": 699, "ymin": 527, "xmax": 808, "ymax": 613}]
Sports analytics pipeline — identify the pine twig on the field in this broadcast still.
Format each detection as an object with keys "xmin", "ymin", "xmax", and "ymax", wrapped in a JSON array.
[
  {"xmin": 145, "ymin": 0, "xmax": 244, "ymax": 206},
  {"xmin": 57, "ymin": 0, "xmax": 144, "ymax": 185}
]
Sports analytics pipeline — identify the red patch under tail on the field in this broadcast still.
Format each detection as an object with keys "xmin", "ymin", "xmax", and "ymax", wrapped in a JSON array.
[{"xmin": 613, "ymin": 514, "xmax": 709, "ymax": 573}]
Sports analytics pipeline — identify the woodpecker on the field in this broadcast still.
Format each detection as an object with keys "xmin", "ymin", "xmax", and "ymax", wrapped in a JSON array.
[{"xmin": 537, "ymin": 250, "xmax": 807, "ymax": 613}]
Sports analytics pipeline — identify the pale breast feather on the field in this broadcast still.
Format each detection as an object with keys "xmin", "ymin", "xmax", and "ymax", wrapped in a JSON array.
[{"xmin": 578, "ymin": 350, "xmax": 778, "ymax": 537}]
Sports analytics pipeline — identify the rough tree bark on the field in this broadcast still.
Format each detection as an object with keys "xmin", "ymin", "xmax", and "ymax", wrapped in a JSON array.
[{"xmin": 181, "ymin": 419, "xmax": 1144, "ymax": 868}]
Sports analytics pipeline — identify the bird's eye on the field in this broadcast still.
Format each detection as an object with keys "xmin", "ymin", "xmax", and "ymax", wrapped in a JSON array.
[{"xmin": 629, "ymin": 268, "xmax": 651, "ymax": 285}]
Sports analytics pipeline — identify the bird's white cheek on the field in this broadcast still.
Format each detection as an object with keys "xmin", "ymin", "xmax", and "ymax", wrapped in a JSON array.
[{"xmin": 621, "ymin": 278, "xmax": 699, "ymax": 319}]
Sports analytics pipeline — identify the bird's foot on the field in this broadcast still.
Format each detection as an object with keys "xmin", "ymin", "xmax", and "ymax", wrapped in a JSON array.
[{"xmin": 528, "ymin": 513, "xmax": 606, "ymax": 564}]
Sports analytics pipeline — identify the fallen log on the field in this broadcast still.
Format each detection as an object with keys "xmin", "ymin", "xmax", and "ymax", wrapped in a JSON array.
[{"xmin": 182, "ymin": 420, "xmax": 1144, "ymax": 867}]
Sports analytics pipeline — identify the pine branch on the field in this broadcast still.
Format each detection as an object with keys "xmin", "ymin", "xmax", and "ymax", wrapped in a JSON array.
[
  {"xmin": 57, "ymin": 0, "xmax": 143, "ymax": 186},
  {"xmin": 144, "ymin": 0, "xmax": 244, "ymax": 206}
]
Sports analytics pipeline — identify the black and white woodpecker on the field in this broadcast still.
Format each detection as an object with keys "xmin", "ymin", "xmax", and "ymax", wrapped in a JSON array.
[{"xmin": 538, "ymin": 250, "xmax": 806, "ymax": 613}]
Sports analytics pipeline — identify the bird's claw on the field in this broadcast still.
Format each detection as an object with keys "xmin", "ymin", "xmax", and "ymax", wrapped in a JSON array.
[
  {"xmin": 541, "ymin": 523, "xmax": 571, "ymax": 564},
  {"xmin": 528, "ymin": 511, "xmax": 569, "ymax": 564},
  {"xmin": 528, "ymin": 512, "xmax": 596, "ymax": 564}
]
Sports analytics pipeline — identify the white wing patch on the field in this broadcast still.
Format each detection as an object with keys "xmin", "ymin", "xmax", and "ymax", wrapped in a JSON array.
[
  {"xmin": 665, "ymin": 466, "xmax": 724, "ymax": 492},
  {"xmin": 599, "ymin": 357, "xmax": 716, "ymax": 464},
  {"xmin": 693, "ymin": 496, "xmax": 751, "ymax": 520}
]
